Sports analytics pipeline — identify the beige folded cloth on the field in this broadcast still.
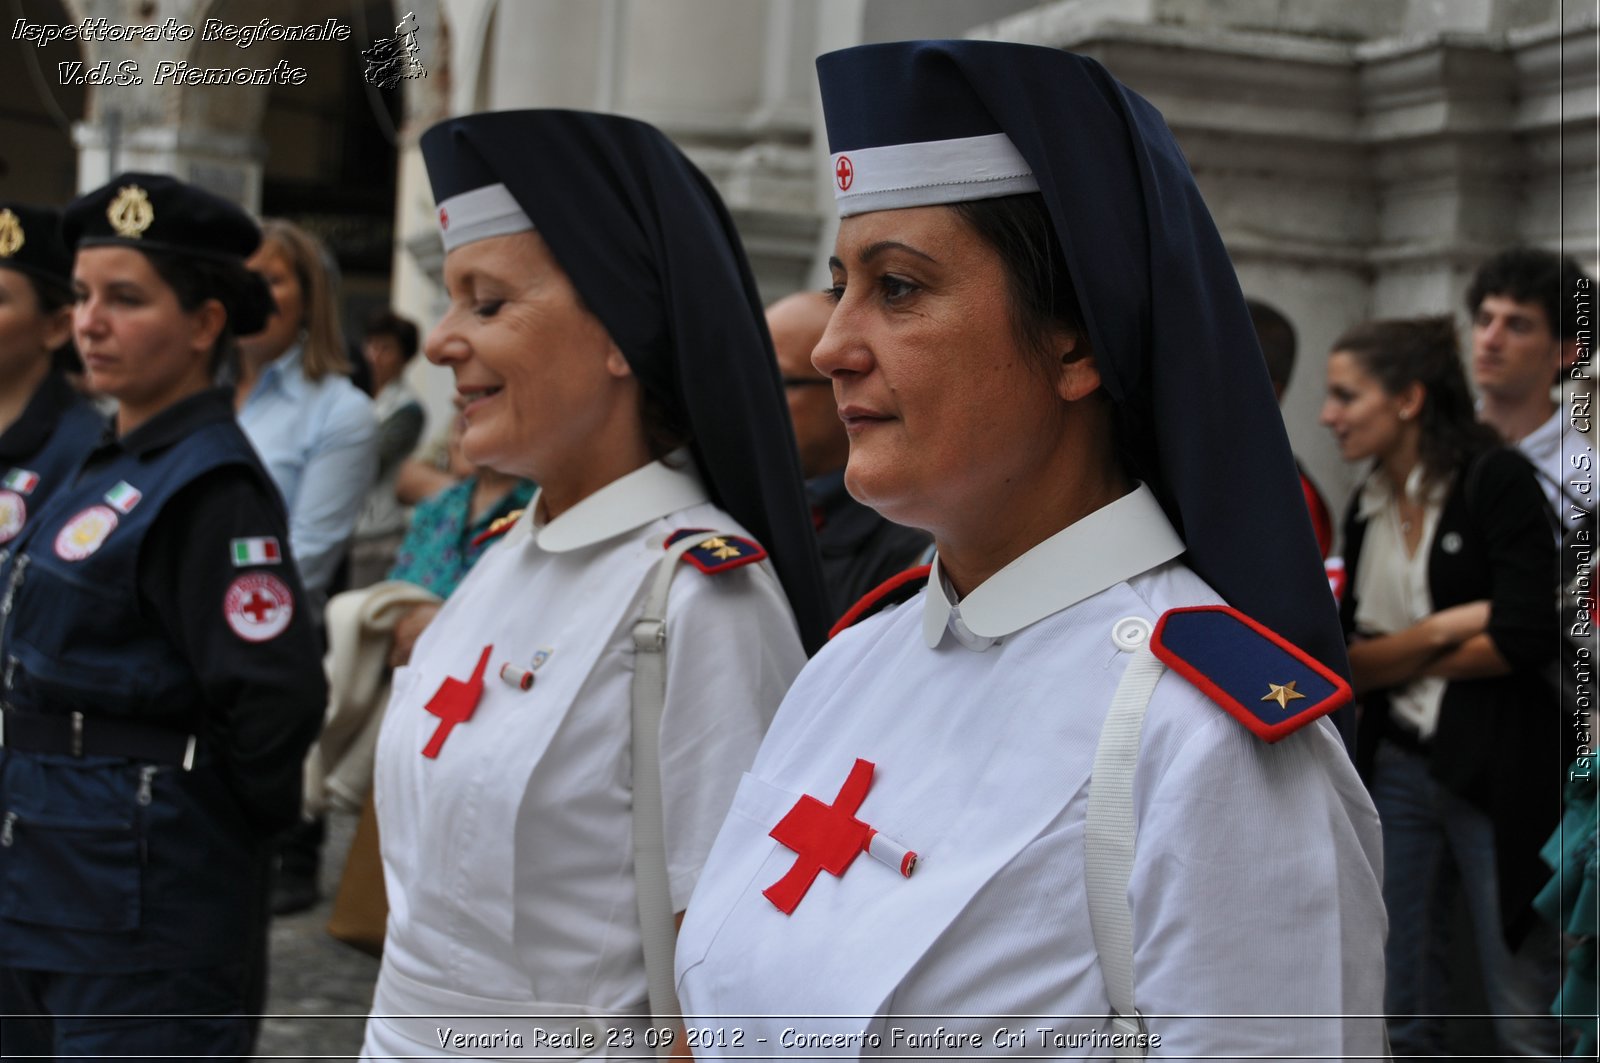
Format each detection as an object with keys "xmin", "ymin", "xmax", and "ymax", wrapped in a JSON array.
[{"xmin": 306, "ymin": 579, "xmax": 442, "ymax": 816}]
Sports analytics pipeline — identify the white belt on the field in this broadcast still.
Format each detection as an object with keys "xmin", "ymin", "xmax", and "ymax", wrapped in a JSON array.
[{"xmin": 369, "ymin": 962, "xmax": 651, "ymax": 1059}]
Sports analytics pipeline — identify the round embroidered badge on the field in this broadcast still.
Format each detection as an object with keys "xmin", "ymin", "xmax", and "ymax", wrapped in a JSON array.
[
  {"xmin": 223, "ymin": 572, "xmax": 295, "ymax": 643},
  {"xmin": 0, "ymin": 491, "xmax": 25, "ymax": 544},
  {"xmin": 54, "ymin": 505, "xmax": 118, "ymax": 560}
]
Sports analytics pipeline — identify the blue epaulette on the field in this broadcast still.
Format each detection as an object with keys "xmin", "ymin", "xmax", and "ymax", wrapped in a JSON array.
[
  {"xmin": 666, "ymin": 529, "xmax": 767, "ymax": 574},
  {"xmin": 1150, "ymin": 605, "xmax": 1351, "ymax": 743}
]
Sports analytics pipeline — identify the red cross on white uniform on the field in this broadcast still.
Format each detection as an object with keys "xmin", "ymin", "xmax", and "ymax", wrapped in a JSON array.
[
  {"xmin": 763, "ymin": 758, "xmax": 917, "ymax": 914},
  {"xmin": 834, "ymin": 155, "xmax": 854, "ymax": 191}
]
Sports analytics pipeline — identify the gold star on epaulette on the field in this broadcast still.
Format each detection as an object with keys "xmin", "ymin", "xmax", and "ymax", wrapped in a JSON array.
[
  {"xmin": 701, "ymin": 536, "xmax": 742, "ymax": 561},
  {"xmin": 1261, "ymin": 680, "xmax": 1307, "ymax": 710}
]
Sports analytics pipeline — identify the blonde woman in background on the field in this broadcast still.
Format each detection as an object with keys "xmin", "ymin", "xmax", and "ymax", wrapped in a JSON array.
[{"xmin": 234, "ymin": 219, "xmax": 378, "ymax": 615}]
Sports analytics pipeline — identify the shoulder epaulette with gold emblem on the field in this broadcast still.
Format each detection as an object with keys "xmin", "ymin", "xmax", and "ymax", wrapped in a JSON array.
[
  {"xmin": 1150, "ymin": 605, "xmax": 1351, "ymax": 743},
  {"xmin": 666, "ymin": 528, "xmax": 767, "ymax": 574},
  {"xmin": 469, "ymin": 509, "xmax": 524, "ymax": 549},
  {"xmin": 829, "ymin": 564, "xmax": 932, "ymax": 640}
]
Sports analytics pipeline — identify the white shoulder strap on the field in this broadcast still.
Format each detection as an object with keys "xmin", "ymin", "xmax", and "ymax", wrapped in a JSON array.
[
  {"xmin": 1084, "ymin": 643, "xmax": 1167, "ymax": 1061},
  {"xmin": 630, "ymin": 532, "xmax": 722, "ymax": 1055}
]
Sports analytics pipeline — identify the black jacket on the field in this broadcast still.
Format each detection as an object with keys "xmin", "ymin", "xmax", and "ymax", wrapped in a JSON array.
[{"xmin": 1343, "ymin": 446, "xmax": 1560, "ymax": 943}]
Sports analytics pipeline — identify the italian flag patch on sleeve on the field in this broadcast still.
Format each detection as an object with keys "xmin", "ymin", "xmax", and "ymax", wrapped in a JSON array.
[{"xmin": 231, "ymin": 537, "xmax": 282, "ymax": 566}]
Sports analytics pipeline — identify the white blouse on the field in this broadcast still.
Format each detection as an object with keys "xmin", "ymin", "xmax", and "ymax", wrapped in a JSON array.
[{"xmin": 677, "ymin": 485, "xmax": 1387, "ymax": 1059}]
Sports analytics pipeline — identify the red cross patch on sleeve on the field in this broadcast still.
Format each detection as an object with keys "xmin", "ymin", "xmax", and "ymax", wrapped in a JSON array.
[{"xmin": 223, "ymin": 573, "xmax": 295, "ymax": 643}]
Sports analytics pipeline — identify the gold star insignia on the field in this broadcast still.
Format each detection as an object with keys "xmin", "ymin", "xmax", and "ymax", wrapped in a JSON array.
[
  {"xmin": 701, "ymin": 536, "xmax": 742, "ymax": 561},
  {"xmin": 0, "ymin": 209, "xmax": 24, "ymax": 258},
  {"xmin": 1261, "ymin": 680, "xmax": 1307, "ymax": 710}
]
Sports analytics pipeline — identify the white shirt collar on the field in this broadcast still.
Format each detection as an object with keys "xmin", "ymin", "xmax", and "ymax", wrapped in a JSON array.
[
  {"xmin": 1355, "ymin": 463, "xmax": 1449, "ymax": 522},
  {"xmin": 921, "ymin": 483, "xmax": 1186, "ymax": 650},
  {"xmin": 526, "ymin": 453, "xmax": 710, "ymax": 553}
]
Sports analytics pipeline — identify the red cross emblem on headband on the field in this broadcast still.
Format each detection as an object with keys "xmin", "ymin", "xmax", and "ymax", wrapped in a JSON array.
[
  {"xmin": 834, "ymin": 155, "xmax": 854, "ymax": 191},
  {"xmin": 763, "ymin": 758, "xmax": 917, "ymax": 914},
  {"xmin": 438, "ymin": 206, "xmax": 449, "ymax": 230},
  {"xmin": 421, "ymin": 644, "xmax": 492, "ymax": 758}
]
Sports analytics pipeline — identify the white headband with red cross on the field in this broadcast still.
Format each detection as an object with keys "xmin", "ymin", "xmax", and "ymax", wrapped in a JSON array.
[
  {"xmin": 828, "ymin": 132, "xmax": 1038, "ymax": 217},
  {"xmin": 435, "ymin": 183, "xmax": 535, "ymax": 252}
]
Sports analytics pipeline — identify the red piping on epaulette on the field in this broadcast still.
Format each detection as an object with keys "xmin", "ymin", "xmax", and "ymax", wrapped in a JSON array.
[
  {"xmin": 1150, "ymin": 604, "xmax": 1352, "ymax": 743},
  {"xmin": 666, "ymin": 529, "xmax": 768, "ymax": 575},
  {"xmin": 469, "ymin": 509, "xmax": 524, "ymax": 549},
  {"xmin": 829, "ymin": 564, "xmax": 933, "ymax": 640}
]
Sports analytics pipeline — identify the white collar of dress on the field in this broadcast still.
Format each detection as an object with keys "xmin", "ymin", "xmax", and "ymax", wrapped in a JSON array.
[
  {"xmin": 921, "ymin": 483, "xmax": 1185, "ymax": 651},
  {"xmin": 525, "ymin": 452, "xmax": 709, "ymax": 553}
]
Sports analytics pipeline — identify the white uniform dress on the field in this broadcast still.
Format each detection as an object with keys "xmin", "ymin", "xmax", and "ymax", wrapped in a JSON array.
[
  {"xmin": 675, "ymin": 486, "xmax": 1387, "ymax": 1060},
  {"xmin": 362, "ymin": 458, "xmax": 806, "ymax": 1060}
]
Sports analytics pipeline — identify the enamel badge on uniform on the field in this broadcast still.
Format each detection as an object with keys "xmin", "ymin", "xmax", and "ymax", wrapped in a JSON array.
[
  {"xmin": 1150, "ymin": 605, "xmax": 1351, "ymax": 743},
  {"xmin": 223, "ymin": 572, "xmax": 295, "ymax": 642},
  {"xmin": 54, "ymin": 505, "xmax": 118, "ymax": 561},
  {"xmin": 1, "ymin": 469, "xmax": 39, "ymax": 494},
  {"xmin": 0, "ymin": 492, "xmax": 24, "ymax": 544},
  {"xmin": 764, "ymin": 758, "xmax": 918, "ymax": 915},
  {"xmin": 422, "ymin": 644, "xmax": 492, "ymax": 757},
  {"xmin": 231, "ymin": 536, "xmax": 282, "ymax": 566},
  {"xmin": 103, "ymin": 481, "xmax": 142, "ymax": 514}
]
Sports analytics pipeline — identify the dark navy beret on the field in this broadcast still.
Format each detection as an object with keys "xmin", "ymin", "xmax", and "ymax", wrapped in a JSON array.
[
  {"xmin": 62, "ymin": 172, "xmax": 260, "ymax": 264},
  {"xmin": 0, "ymin": 202, "xmax": 71, "ymax": 290}
]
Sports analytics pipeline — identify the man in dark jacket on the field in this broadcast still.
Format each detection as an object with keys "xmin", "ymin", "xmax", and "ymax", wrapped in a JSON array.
[{"xmin": 767, "ymin": 291, "xmax": 928, "ymax": 623}]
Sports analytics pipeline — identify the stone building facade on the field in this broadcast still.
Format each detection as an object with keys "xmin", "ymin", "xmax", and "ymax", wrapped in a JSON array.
[{"xmin": 2, "ymin": 0, "xmax": 1594, "ymax": 519}]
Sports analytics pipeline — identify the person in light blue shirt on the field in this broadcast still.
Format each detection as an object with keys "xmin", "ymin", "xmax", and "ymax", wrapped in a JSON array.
[{"xmin": 234, "ymin": 219, "xmax": 378, "ymax": 614}]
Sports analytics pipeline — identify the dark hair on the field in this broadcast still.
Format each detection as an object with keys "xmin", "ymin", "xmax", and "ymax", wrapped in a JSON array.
[
  {"xmin": 1466, "ymin": 247, "xmax": 1594, "ymax": 342},
  {"xmin": 13, "ymin": 269, "xmax": 78, "ymax": 369},
  {"xmin": 948, "ymin": 194, "xmax": 1145, "ymax": 479},
  {"xmin": 364, "ymin": 309, "xmax": 421, "ymax": 363},
  {"xmin": 1247, "ymin": 299, "xmax": 1297, "ymax": 392},
  {"xmin": 1330, "ymin": 316, "xmax": 1500, "ymax": 484},
  {"xmin": 142, "ymin": 249, "xmax": 275, "ymax": 373},
  {"xmin": 640, "ymin": 384, "xmax": 692, "ymax": 464},
  {"xmin": 950, "ymin": 194, "xmax": 1086, "ymax": 377}
]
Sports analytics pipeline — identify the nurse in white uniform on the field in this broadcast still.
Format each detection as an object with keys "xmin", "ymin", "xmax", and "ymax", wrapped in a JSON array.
[
  {"xmin": 361, "ymin": 111, "xmax": 830, "ymax": 1060},
  {"xmin": 675, "ymin": 41, "xmax": 1388, "ymax": 1059}
]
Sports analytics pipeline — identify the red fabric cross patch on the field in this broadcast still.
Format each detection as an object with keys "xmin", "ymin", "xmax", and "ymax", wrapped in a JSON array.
[
  {"xmin": 765, "ymin": 758, "xmax": 885, "ymax": 915},
  {"xmin": 421, "ymin": 644, "xmax": 492, "ymax": 758}
]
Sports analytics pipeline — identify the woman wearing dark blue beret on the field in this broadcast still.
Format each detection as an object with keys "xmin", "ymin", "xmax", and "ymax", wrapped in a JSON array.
[
  {"xmin": 675, "ymin": 40, "xmax": 1387, "ymax": 1057},
  {"xmin": 0, "ymin": 202, "xmax": 101, "ymax": 545},
  {"xmin": 359, "ymin": 111, "xmax": 828, "ymax": 1058},
  {"xmin": 0, "ymin": 174, "xmax": 326, "ymax": 1057}
]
